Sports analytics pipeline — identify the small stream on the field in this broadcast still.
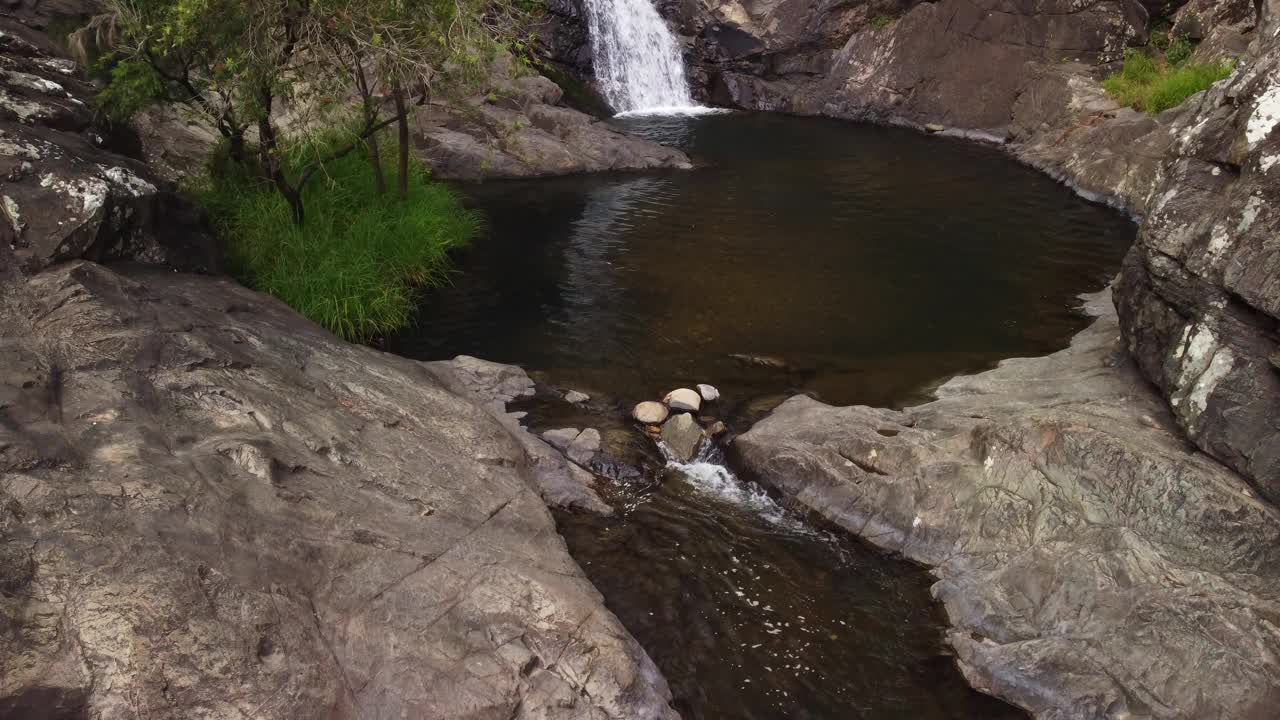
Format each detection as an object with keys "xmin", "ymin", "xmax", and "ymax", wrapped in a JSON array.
[{"xmin": 388, "ymin": 113, "xmax": 1134, "ymax": 717}]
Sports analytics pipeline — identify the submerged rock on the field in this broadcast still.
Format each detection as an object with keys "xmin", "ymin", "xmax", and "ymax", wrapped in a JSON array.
[
  {"xmin": 564, "ymin": 389, "xmax": 590, "ymax": 404},
  {"xmin": 664, "ymin": 388, "xmax": 702, "ymax": 413},
  {"xmin": 566, "ymin": 427, "xmax": 602, "ymax": 466},
  {"xmin": 660, "ymin": 413, "xmax": 705, "ymax": 462},
  {"xmin": 542, "ymin": 427, "xmax": 582, "ymax": 452},
  {"xmin": 729, "ymin": 353, "xmax": 790, "ymax": 370},
  {"xmin": 633, "ymin": 400, "xmax": 670, "ymax": 424},
  {"xmin": 733, "ymin": 290, "xmax": 1280, "ymax": 719},
  {"xmin": 540, "ymin": 427, "xmax": 603, "ymax": 468}
]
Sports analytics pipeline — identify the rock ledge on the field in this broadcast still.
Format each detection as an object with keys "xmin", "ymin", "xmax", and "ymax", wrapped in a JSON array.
[{"xmin": 734, "ymin": 290, "xmax": 1280, "ymax": 719}]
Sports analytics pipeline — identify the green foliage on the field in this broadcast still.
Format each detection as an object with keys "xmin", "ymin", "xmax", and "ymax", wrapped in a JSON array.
[
  {"xmin": 1165, "ymin": 35, "xmax": 1194, "ymax": 65},
  {"xmin": 96, "ymin": 58, "xmax": 165, "ymax": 121},
  {"xmin": 197, "ymin": 134, "xmax": 480, "ymax": 342},
  {"xmin": 1103, "ymin": 47, "xmax": 1234, "ymax": 113},
  {"xmin": 870, "ymin": 15, "xmax": 893, "ymax": 29},
  {"xmin": 1146, "ymin": 60, "xmax": 1234, "ymax": 111}
]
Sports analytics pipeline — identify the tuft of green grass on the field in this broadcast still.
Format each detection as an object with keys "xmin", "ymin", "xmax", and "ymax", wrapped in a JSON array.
[
  {"xmin": 1103, "ymin": 47, "xmax": 1234, "ymax": 113},
  {"xmin": 870, "ymin": 14, "xmax": 894, "ymax": 29},
  {"xmin": 196, "ymin": 133, "xmax": 480, "ymax": 343}
]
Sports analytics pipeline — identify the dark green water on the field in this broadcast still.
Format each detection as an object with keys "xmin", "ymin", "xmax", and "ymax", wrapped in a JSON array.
[{"xmin": 388, "ymin": 113, "xmax": 1133, "ymax": 719}]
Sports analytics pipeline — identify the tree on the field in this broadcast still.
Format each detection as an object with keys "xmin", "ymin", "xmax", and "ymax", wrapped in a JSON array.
[{"xmin": 98, "ymin": 0, "xmax": 526, "ymax": 223}]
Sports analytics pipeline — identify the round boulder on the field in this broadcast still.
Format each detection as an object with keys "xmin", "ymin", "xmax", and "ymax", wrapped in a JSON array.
[
  {"xmin": 664, "ymin": 388, "xmax": 702, "ymax": 413},
  {"xmin": 633, "ymin": 401, "xmax": 669, "ymax": 424},
  {"xmin": 697, "ymin": 384, "xmax": 720, "ymax": 402}
]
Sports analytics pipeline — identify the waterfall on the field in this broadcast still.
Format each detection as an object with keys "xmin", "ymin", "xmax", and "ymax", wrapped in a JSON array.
[{"xmin": 582, "ymin": 0, "xmax": 708, "ymax": 115}]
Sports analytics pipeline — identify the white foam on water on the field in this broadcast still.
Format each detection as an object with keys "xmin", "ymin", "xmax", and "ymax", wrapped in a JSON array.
[
  {"xmin": 659, "ymin": 443, "xmax": 811, "ymax": 531},
  {"xmin": 614, "ymin": 105, "xmax": 730, "ymax": 118}
]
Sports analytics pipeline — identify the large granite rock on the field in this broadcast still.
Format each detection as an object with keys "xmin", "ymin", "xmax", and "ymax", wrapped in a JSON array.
[
  {"xmin": 1105, "ymin": 17, "xmax": 1279, "ymax": 501},
  {"xmin": 0, "ymin": 18, "xmax": 217, "ymax": 274},
  {"xmin": 416, "ymin": 56, "xmax": 691, "ymax": 180},
  {"xmin": 669, "ymin": 0, "xmax": 1146, "ymax": 133},
  {"xmin": 0, "ymin": 261, "xmax": 676, "ymax": 719},
  {"xmin": 733, "ymin": 291, "xmax": 1280, "ymax": 719}
]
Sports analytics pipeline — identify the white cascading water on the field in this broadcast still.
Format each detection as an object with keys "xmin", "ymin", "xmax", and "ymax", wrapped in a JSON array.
[{"xmin": 582, "ymin": 0, "xmax": 709, "ymax": 115}]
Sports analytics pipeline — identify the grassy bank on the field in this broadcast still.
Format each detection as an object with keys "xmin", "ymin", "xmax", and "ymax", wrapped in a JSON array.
[
  {"xmin": 197, "ymin": 135, "xmax": 479, "ymax": 342},
  {"xmin": 1103, "ymin": 46, "xmax": 1234, "ymax": 113}
]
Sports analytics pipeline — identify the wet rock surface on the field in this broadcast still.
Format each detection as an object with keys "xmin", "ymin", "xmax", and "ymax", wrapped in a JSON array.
[
  {"xmin": 733, "ymin": 290, "xmax": 1280, "ymax": 719},
  {"xmin": 660, "ymin": 413, "xmax": 705, "ymax": 461},
  {"xmin": 0, "ymin": 261, "xmax": 675, "ymax": 719}
]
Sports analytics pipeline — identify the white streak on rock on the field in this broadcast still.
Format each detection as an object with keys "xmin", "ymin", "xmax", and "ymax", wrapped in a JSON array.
[
  {"xmin": 2, "ymin": 195, "xmax": 21, "ymax": 235},
  {"xmin": 1246, "ymin": 77, "xmax": 1280, "ymax": 146},
  {"xmin": 40, "ymin": 173, "xmax": 109, "ymax": 217},
  {"xmin": 101, "ymin": 165, "xmax": 157, "ymax": 196}
]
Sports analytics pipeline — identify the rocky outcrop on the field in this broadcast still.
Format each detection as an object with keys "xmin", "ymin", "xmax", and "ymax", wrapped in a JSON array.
[
  {"xmin": 415, "ymin": 56, "xmax": 691, "ymax": 180},
  {"xmin": 1003, "ymin": 2, "xmax": 1280, "ymax": 500},
  {"xmin": 667, "ymin": 0, "xmax": 1147, "ymax": 133},
  {"xmin": 680, "ymin": 2, "xmax": 1280, "ymax": 713},
  {"xmin": 1, "ymin": 17, "xmax": 676, "ymax": 718},
  {"xmin": 0, "ymin": 260, "xmax": 676, "ymax": 719},
  {"xmin": 658, "ymin": 0, "xmax": 1280, "ymax": 498},
  {"xmin": 733, "ymin": 290, "xmax": 1280, "ymax": 719},
  {"xmin": 537, "ymin": 0, "xmax": 596, "ymax": 74},
  {"xmin": 0, "ymin": 18, "xmax": 217, "ymax": 274},
  {"xmin": 1112, "ymin": 33, "xmax": 1280, "ymax": 501},
  {"xmin": 124, "ymin": 51, "xmax": 686, "ymax": 184}
]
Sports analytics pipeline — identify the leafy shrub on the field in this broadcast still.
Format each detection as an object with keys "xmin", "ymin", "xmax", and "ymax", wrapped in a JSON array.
[
  {"xmin": 1103, "ymin": 47, "xmax": 1234, "ymax": 113},
  {"xmin": 1165, "ymin": 35, "xmax": 1194, "ymax": 65},
  {"xmin": 196, "ymin": 133, "xmax": 480, "ymax": 342},
  {"xmin": 870, "ymin": 15, "xmax": 893, "ymax": 29}
]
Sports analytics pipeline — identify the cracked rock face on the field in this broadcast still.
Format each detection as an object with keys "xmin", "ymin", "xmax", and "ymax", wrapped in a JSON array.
[
  {"xmin": 1112, "ymin": 33, "xmax": 1280, "ymax": 502},
  {"xmin": 733, "ymin": 291, "xmax": 1280, "ymax": 720},
  {"xmin": 0, "ymin": 261, "xmax": 676, "ymax": 719},
  {"xmin": 662, "ymin": 0, "xmax": 1147, "ymax": 131},
  {"xmin": 0, "ymin": 18, "xmax": 216, "ymax": 274}
]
